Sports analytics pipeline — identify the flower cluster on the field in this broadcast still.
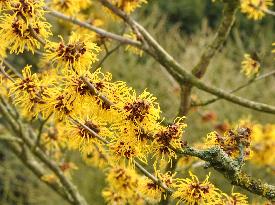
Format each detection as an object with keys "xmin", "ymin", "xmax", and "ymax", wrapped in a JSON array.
[
  {"xmin": 0, "ymin": 0, "xmax": 51, "ymax": 54},
  {"xmin": 109, "ymin": 0, "xmax": 147, "ymax": 14},
  {"xmin": 172, "ymin": 172, "xmax": 223, "ymax": 205},
  {"xmin": 49, "ymin": 0, "xmax": 91, "ymax": 16},
  {"xmin": 250, "ymin": 123, "xmax": 275, "ymax": 167},
  {"xmin": 241, "ymin": 53, "xmax": 260, "ymax": 77},
  {"xmin": 240, "ymin": 0, "xmax": 273, "ymax": 20},
  {"xmin": 205, "ymin": 127, "xmax": 252, "ymax": 159}
]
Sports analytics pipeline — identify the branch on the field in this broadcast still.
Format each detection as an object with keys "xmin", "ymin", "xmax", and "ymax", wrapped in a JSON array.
[
  {"xmin": 68, "ymin": 113, "xmax": 275, "ymax": 201},
  {"xmin": 191, "ymin": 1, "xmax": 237, "ymax": 78},
  {"xmin": 45, "ymin": 7, "xmax": 141, "ymax": 47},
  {"xmin": 0, "ymin": 99, "xmax": 89, "ymax": 205},
  {"xmin": 176, "ymin": 146, "xmax": 275, "ymax": 200},
  {"xmin": 69, "ymin": 116, "xmax": 172, "ymax": 193},
  {"xmin": 98, "ymin": 0, "xmax": 275, "ymax": 115},
  {"xmin": 161, "ymin": 6, "xmax": 237, "ymax": 204},
  {"xmin": 1, "ymin": 59, "xmax": 22, "ymax": 78},
  {"xmin": 95, "ymin": 43, "xmax": 122, "ymax": 69},
  {"xmin": 192, "ymin": 70, "xmax": 275, "ymax": 107},
  {"xmin": 0, "ymin": 63, "xmax": 16, "ymax": 83},
  {"xmin": 36, "ymin": 112, "xmax": 53, "ymax": 146},
  {"xmin": 1, "ymin": 139, "xmax": 74, "ymax": 204}
]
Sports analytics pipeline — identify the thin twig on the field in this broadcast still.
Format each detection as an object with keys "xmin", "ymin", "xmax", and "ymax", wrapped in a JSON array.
[
  {"xmin": 0, "ymin": 101, "xmax": 88, "ymax": 205},
  {"xmin": 0, "ymin": 135, "xmax": 23, "ymax": 143},
  {"xmin": 192, "ymin": 70, "xmax": 275, "ymax": 107},
  {"xmin": 95, "ymin": 43, "xmax": 122, "ymax": 69},
  {"xmin": 2, "ymin": 59, "xmax": 22, "ymax": 78},
  {"xmin": 45, "ymin": 7, "xmax": 141, "ymax": 47},
  {"xmin": 0, "ymin": 64, "xmax": 16, "ymax": 83},
  {"xmin": 36, "ymin": 112, "xmax": 53, "ymax": 147}
]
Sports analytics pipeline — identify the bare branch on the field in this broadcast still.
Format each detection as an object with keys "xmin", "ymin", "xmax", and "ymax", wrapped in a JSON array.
[
  {"xmin": 2, "ymin": 139, "xmax": 74, "ymax": 204},
  {"xmin": 45, "ymin": 7, "xmax": 141, "ymax": 47},
  {"xmin": 193, "ymin": 70, "xmax": 275, "ymax": 107},
  {"xmin": 0, "ymin": 99, "xmax": 89, "ymax": 205}
]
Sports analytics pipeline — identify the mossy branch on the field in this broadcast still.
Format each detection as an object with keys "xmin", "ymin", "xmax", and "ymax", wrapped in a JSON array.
[
  {"xmin": 177, "ymin": 146, "xmax": 275, "ymax": 200},
  {"xmin": 191, "ymin": 1, "xmax": 237, "ymax": 78}
]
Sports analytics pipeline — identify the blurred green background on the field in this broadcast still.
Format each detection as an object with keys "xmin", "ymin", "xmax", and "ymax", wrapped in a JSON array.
[{"xmin": 1, "ymin": 0, "xmax": 275, "ymax": 204}]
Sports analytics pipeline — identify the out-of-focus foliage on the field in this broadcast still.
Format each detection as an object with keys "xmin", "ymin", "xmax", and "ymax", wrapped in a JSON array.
[{"xmin": 146, "ymin": 0, "xmax": 275, "ymax": 34}]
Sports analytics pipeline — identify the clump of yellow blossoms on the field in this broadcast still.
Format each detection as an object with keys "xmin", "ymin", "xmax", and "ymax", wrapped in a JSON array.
[
  {"xmin": 172, "ymin": 172, "xmax": 223, "ymax": 204},
  {"xmin": 49, "ymin": 0, "xmax": 91, "ymax": 16},
  {"xmin": 0, "ymin": 0, "xmax": 52, "ymax": 54},
  {"xmin": 103, "ymin": 166, "xmax": 144, "ymax": 204},
  {"xmin": 222, "ymin": 191, "xmax": 249, "ymax": 205},
  {"xmin": 152, "ymin": 117, "xmax": 187, "ymax": 161},
  {"xmin": 44, "ymin": 33, "xmax": 100, "ymax": 74},
  {"xmin": 206, "ymin": 126, "xmax": 252, "ymax": 159},
  {"xmin": 241, "ymin": 53, "xmax": 260, "ymax": 77},
  {"xmin": 9, "ymin": 65, "xmax": 47, "ymax": 115},
  {"xmin": 110, "ymin": 0, "xmax": 147, "ymax": 14},
  {"xmin": 250, "ymin": 123, "xmax": 275, "ymax": 167},
  {"xmin": 240, "ymin": 0, "xmax": 273, "ymax": 20},
  {"xmin": 139, "ymin": 170, "xmax": 175, "ymax": 203}
]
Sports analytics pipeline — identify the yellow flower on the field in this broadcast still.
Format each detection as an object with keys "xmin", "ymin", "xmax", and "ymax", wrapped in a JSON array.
[
  {"xmin": 61, "ymin": 70, "xmax": 124, "ymax": 123},
  {"xmin": 205, "ymin": 127, "xmax": 252, "ymax": 159},
  {"xmin": 172, "ymin": 172, "xmax": 223, "ymax": 205},
  {"xmin": 8, "ymin": 0, "xmax": 45, "ymax": 23},
  {"xmin": 250, "ymin": 124, "xmax": 275, "ymax": 167},
  {"xmin": 77, "ymin": 0, "xmax": 92, "ymax": 10},
  {"xmin": 117, "ymin": 89, "xmax": 161, "ymax": 133},
  {"xmin": 50, "ymin": 0, "xmax": 80, "ymax": 16},
  {"xmin": 0, "ymin": 15, "xmax": 51, "ymax": 54},
  {"xmin": 240, "ymin": 0, "xmax": 273, "ymax": 20},
  {"xmin": 104, "ymin": 0, "xmax": 147, "ymax": 20},
  {"xmin": 124, "ymin": 32, "xmax": 143, "ymax": 56},
  {"xmin": 64, "ymin": 114, "xmax": 112, "ymax": 150},
  {"xmin": 40, "ymin": 88, "xmax": 75, "ymax": 120},
  {"xmin": 241, "ymin": 54, "xmax": 260, "ymax": 77},
  {"xmin": 222, "ymin": 191, "xmax": 249, "ymax": 205},
  {"xmin": 109, "ymin": 136, "xmax": 147, "ymax": 164},
  {"xmin": 0, "ymin": 72, "xmax": 13, "ymax": 97},
  {"xmin": 41, "ymin": 174, "xmax": 58, "ymax": 184},
  {"xmin": 9, "ymin": 65, "xmax": 47, "ymax": 116},
  {"xmin": 81, "ymin": 143, "xmax": 109, "ymax": 168},
  {"xmin": 102, "ymin": 166, "xmax": 144, "ymax": 204},
  {"xmin": 0, "ymin": 42, "xmax": 7, "ymax": 58},
  {"xmin": 152, "ymin": 117, "xmax": 187, "ymax": 162},
  {"xmin": 41, "ymin": 122, "xmax": 68, "ymax": 152},
  {"xmin": 272, "ymin": 42, "xmax": 275, "ymax": 55},
  {"xmin": 0, "ymin": 0, "xmax": 9, "ymax": 11},
  {"xmin": 106, "ymin": 166, "xmax": 139, "ymax": 194},
  {"xmin": 50, "ymin": 0, "xmax": 92, "ymax": 16},
  {"xmin": 139, "ymin": 171, "xmax": 175, "ymax": 203},
  {"xmin": 44, "ymin": 33, "xmax": 100, "ymax": 74},
  {"xmin": 110, "ymin": 0, "xmax": 147, "ymax": 14},
  {"xmin": 63, "ymin": 69, "xmax": 112, "ymax": 101},
  {"xmin": 102, "ymin": 188, "xmax": 127, "ymax": 205}
]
